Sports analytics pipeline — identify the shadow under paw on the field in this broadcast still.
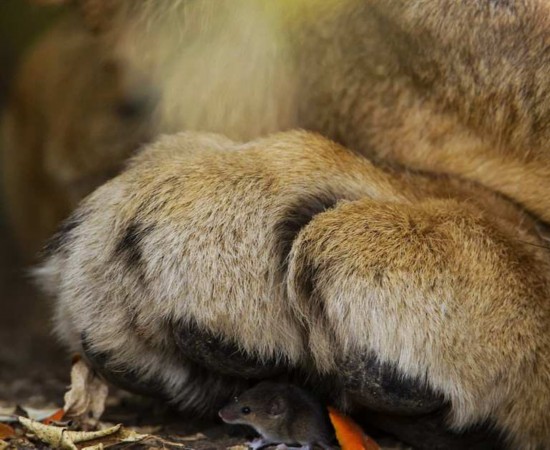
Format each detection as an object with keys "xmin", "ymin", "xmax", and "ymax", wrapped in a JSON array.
[{"xmin": 173, "ymin": 321, "xmax": 286, "ymax": 380}]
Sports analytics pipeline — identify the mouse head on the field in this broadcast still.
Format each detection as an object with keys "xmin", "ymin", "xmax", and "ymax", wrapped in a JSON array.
[{"xmin": 218, "ymin": 382, "xmax": 289, "ymax": 427}]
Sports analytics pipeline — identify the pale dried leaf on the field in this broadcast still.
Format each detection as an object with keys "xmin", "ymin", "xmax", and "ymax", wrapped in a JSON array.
[
  {"xmin": 0, "ymin": 440, "xmax": 8, "ymax": 450},
  {"xmin": 88, "ymin": 376, "xmax": 109, "ymax": 421},
  {"xmin": 19, "ymin": 417, "xmax": 123, "ymax": 449},
  {"xmin": 117, "ymin": 427, "xmax": 148, "ymax": 443},
  {"xmin": 140, "ymin": 436, "xmax": 194, "ymax": 448},
  {"xmin": 60, "ymin": 431, "xmax": 79, "ymax": 450},
  {"xmin": 18, "ymin": 417, "xmax": 77, "ymax": 450},
  {"xmin": 178, "ymin": 432, "xmax": 207, "ymax": 441},
  {"xmin": 64, "ymin": 359, "xmax": 92, "ymax": 417},
  {"xmin": 227, "ymin": 445, "xmax": 249, "ymax": 450},
  {"xmin": 0, "ymin": 406, "xmax": 63, "ymax": 424},
  {"xmin": 65, "ymin": 424, "xmax": 121, "ymax": 443},
  {"xmin": 63, "ymin": 358, "xmax": 109, "ymax": 426},
  {"xmin": 0, "ymin": 407, "xmax": 17, "ymax": 423},
  {"xmin": 82, "ymin": 444, "xmax": 104, "ymax": 450},
  {"xmin": 126, "ymin": 425, "xmax": 161, "ymax": 434}
]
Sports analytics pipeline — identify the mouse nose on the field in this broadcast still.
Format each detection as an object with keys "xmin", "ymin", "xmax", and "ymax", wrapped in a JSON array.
[{"xmin": 218, "ymin": 408, "xmax": 234, "ymax": 423}]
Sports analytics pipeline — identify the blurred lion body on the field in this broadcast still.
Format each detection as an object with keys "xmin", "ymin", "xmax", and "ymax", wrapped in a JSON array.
[
  {"xmin": 86, "ymin": 0, "xmax": 550, "ymax": 221},
  {"xmin": 2, "ymin": 13, "xmax": 154, "ymax": 256},
  {"xmin": 7, "ymin": 0, "xmax": 550, "ymax": 254},
  {"xmin": 7, "ymin": 0, "xmax": 550, "ymax": 448}
]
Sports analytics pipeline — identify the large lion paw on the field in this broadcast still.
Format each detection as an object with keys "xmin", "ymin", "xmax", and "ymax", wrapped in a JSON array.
[{"xmin": 37, "ymin": 131, "xmax": 550, "ymax": 449}]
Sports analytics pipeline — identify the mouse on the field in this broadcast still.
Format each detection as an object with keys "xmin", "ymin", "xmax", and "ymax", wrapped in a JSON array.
[{"xmin": 218, "ymin": 381, "xmax": 334, "ymax": 450}]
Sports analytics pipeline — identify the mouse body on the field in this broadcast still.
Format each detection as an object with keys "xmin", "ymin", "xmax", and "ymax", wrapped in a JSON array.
[{"xmin": 219, "ymin": 381, "xmax": 334, "ymax": 450}]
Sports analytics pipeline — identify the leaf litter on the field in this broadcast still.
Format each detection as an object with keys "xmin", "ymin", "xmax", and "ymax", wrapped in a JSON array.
[{"xmin": 0, "ymin": 356, "xmax": 409, "ymax": 449}]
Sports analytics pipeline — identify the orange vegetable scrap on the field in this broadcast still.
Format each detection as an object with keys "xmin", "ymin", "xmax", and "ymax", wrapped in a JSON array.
[
  {"xmin": 42, "ymin": 408, "xmax": 65, "ymax": 425},
  {"xmin": 327, "ymin": 406, "xmax": 380, "ymax": 450},
  {"xmin": 0, "ymin": 423, "xmax": 15, "ymax": 440}
]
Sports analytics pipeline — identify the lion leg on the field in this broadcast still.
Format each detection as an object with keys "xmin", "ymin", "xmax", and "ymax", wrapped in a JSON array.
[
  {"xmin": 36, "ymin": 130, "xmax": 433, "ymax": 417},
  {"xmin": 38, "ymin": 130, "xmax": 548, "ymax": 447},
  {"xmin": 287, "ymin": 197, "xmax": 550, "ymax": 449}
]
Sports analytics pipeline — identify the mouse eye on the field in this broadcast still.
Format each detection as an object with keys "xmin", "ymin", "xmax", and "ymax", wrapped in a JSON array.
[{"xmin": 241, "ymin": 407, "xmax": 251, "ymax": 414}]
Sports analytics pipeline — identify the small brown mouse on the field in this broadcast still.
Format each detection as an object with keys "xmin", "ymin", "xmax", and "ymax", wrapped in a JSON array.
[{"xmin": 218, "ymin": 381, "xmax": 334, "ymax": 450}]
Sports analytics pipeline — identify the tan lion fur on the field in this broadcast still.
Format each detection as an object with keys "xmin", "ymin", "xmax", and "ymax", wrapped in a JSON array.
[
  {"xmin": 38, "ymin": 130, "xmax": 550, "ymax": 448},
  {"xmin": 9, "ymin": 0, "xmax": 550, "ymax": 252},
  {"xmin": 9, "ymin": 0, "xmax": 550, "ymax": 448},
  {"xmin": 75, "ymin": 0, "xmax": 550, "ymax": 220}
]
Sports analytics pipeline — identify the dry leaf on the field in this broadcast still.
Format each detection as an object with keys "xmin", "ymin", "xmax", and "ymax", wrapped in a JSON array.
[
  {"xmin": 63, "ymin": 358, "xmax": 109, "ymax": 425},
  {"xmin": 19, "ymin": 416, "xmax": 77, "ymax": 450},
  {"xmin": 177, "ymin": 432, "xmax": 207, "ymax": 441},
  {"xmin": 227, "ymin": 445, "xmax": 248, "ymax": 450},
  {"xmin": 19, "ymin": 416, "xmax": 121, "ymax": 449},
  {"xmin": 0, "ymin": 405, "xmax": 62, "ymax": 423},
  {"xmin": 0, "ymin": 406, "xmax": 17, "ymax": 423},
  {"xmin": 87, "ymin": 376, "xmax": 109, "ymax": 419},
  {"xmin": 139, "ymin": 435, "xmax": 196, "ymax": 448},
  {"xmin": 117, "ymin": 428, "xmax": 148, "ymax": 443},
  {"xmin": 65, "ymin": 425, "xmax": 120, "ymax": 443},
  {"xmin": 125, "ymin": 425, "xmax": 161, "ymax": 435},
  {"xmin": 65, "ymin": 424, "xmax": 121, "ymax": 443},
  {"xmin": 0, "ymin": 440, "xmax": 8, "ymax": 450},
  {"xmin": 0, "ymin": 424, "xmax": 15, "ymax": 440}
]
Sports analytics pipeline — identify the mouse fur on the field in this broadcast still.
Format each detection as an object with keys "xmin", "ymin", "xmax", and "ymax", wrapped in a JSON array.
[{"xmin": 219, "ymin": 382, "xmax": 335, "ymax": 449}]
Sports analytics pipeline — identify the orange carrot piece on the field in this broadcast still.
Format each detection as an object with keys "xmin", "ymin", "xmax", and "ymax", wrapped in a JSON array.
[
  {"xmin": 328, "ymin": 406, "xmax": 380, "ymax": 450},
  {"xmin": 42, "ymin": 408, "xmax": 65, "ymax": 424},
  {"xmin": 0, "ymin": 423, "xmax": 16, "ymax": 440}
]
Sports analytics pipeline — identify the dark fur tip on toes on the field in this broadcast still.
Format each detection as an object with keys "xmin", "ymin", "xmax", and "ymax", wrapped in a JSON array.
[
  {"xmin": 41, "ymin": 209, "xmax": 88, "ymax": 258},
  {"xmin": 172, "ymin": 321, "xmax": 287, "ymax": 379},
  {"xmin": 337, "ymin": 355, "xmax": 506, "ymax": 449},
  {"xmin": 81, "ymin": 331, "xmax": 251, "ymax": 416},
  {"xmin": 339, "ymin": 353, "xmax": 445, "ymax": 415},
  {"xmin": 80, "ymin": 332, "xmax": 168, "ymax": 399},
  {"xmin": 361, "ymin": 410, "xmax": 506, "ymax": 450}
]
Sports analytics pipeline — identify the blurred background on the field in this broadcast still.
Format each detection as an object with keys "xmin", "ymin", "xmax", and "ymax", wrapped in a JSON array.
[
  {"xmin": 1, "ymin": 0, "xmax": 159, "ymax": 405},
  {"xmin": 1, "ymin": 1, "xmax": 70, "ymax": 403},
  {"xmin": 0, "ymin": 2, "xmax": 61, "ymax": 107}
]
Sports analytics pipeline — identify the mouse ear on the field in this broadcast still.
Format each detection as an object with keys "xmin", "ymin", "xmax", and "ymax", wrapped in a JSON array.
[{"xmin": 268, "ymin": 395, "xmax": 286, "ymax": 416}]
